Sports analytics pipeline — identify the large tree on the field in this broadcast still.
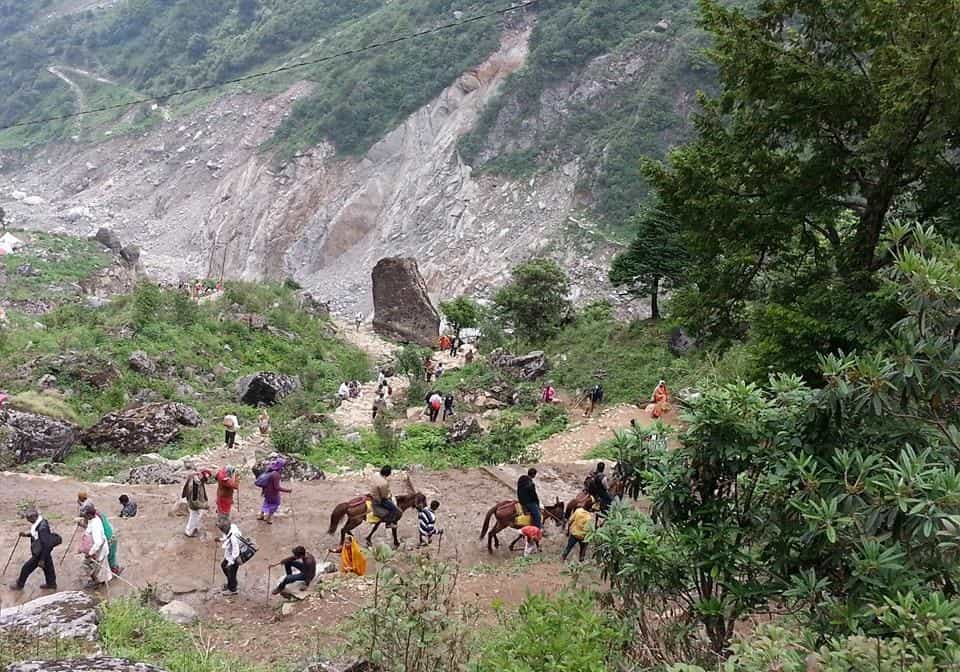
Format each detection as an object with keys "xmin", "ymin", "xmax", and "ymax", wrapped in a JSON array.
[
  {"xmin": 494, "ymin": 258, "xmax": 572, "ymax": 342},
  {"xmin": 646, "ymin": 0, "xmax": 960, "ymax": 334}
]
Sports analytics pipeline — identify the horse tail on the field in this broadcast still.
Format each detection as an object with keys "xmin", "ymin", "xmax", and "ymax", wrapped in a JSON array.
[
  {"xmin": 479, "ymin": 505, "xmax": 497, "ymax": 540},
  {"xmin": 328, "ymin": 502, "xmax": 349, "ymax": 535}
]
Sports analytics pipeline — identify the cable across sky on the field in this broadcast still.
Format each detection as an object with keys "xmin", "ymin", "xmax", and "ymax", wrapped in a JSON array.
[{"xmin": 0, "ymin": 0, "xmax": 542, "ymax": 132}]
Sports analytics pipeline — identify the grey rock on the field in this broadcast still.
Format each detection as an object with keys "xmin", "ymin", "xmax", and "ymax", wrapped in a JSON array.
[
  {"xmin": 296, "ymin": 291, "xmax": 330, "ymax": 317},
  {"xmin": 126, "ymin": 461, "xmax": 184, "ymax": 485},
  {"xmin": 0, "ymin": 591, "xmax": 99, "ymax": 641},
  {"xmin": 94, "ymin": 227, "xmax": 124, "ymax": 251},
  {"xmin": 120, "ymin": 244, "xmax": 141, "ymax": 266},
  {"xmin": 158, "ymin": 600, "xmax": 198, "ymax": 625},
  {"xmin": 371, "ymin": 257, "xmax": 440, "ymax": 347},
  {"xmin": 128, "ymin": 350, "xmax": 156, "ymax": 375},
  {"xmin": 447, "ymin": 418, "xmax": 482, "ymax": 443},
  {"xmin": 15, "ymin": 264, "xmax": 38, "ymax": 277},
  {"xmin": 235, "ymin": 372, "xmax": 300, "ymax": 406},
  {"xmin": 488, "ymin": 349, "xmax": 549, "ymax": 380},
  {"xmin": 36, "ymin": 374, "xmax": 57, "ymax": 390},
  {"xmin": 83, "ymin": 402, "xmax": 202, "ymax": 454},
  {"xmin": 252, "ymin": 452, "xmax": 325, "ymax": 482},
  {"xmin": 344, "ymin": 432, "xmax": 361, "ymax": 444},
  {"xmin": 5, "ymin": 659, "xmax": 168, "ymax": 672},
  {"xmin": 0, "ymin": 408, "xmax": 79, "ymax": 468}
]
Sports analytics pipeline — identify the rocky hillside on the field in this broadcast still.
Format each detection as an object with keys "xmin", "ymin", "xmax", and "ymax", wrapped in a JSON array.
[{"xmin": 0, "ymin": 0, "xmax": 710, "ymax": 314}]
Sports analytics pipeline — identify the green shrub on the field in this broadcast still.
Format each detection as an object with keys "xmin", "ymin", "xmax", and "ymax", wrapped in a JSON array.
[
  {"xmin": 8, "ymin": 391, "xmax": 81, "ymax": 424},
  {"xmin": 270, "ymin": 421, "xmax": 311, "ymax": 455}
]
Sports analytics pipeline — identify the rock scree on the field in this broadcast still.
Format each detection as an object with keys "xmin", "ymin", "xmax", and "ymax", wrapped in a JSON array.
[
  {"xmin": 0, "ymin": 408, "xmax": 79, "ymax": 468},
  {"xmin": 82, "ymin": 402, "xmax": 202, "ymax": 454},
  {"xmin": 0, "ymin": 591, "xmax": 99, "ymax": 641},
  {"xmin": 371, "ymin": 257, "xmax": 440, "ymax": 348},
  {"xmin": 487, "ymin": 349, "xmax": 549, "ymax": 380},
  {"xmin": 235, "ymin": 372, "xmax": 300, "ymax": 406}
]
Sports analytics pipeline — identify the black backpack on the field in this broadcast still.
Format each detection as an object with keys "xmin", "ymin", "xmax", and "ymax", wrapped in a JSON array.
[{"xmin": 237, "ymin": 534, "xmax": 258, "ymax": 564}]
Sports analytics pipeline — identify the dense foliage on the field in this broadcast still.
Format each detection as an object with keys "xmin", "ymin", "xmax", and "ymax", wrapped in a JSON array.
[{"xmin": 493, "ymin": 257, "xmax": 572, "ymax": 341}]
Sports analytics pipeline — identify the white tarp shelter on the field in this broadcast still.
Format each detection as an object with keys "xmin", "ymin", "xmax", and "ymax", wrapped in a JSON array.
[{"xmin": 0, "ymin": 232, "xmax": 24, "ymax": 255}]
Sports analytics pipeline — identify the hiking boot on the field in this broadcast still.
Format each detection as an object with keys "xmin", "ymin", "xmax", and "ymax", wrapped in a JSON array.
[
  {"xmin": 221, "ymin": 588, "xmax": 238, "ymax": 596},
  {"xmin": 39, "ymin": 584, "xmax": 57, "ymax": 590},
  {"xmin": 271, "ymin": 585, "xmax": 283, "ymax": 595}
]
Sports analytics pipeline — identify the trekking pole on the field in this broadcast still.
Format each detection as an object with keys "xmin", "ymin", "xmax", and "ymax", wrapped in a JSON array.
[
  {"xmin": 212, "ymin": 545, "xmax": 219, "ymax": 587},
  {"xmin": 59, "ymin": 524, "xmax": 80, "ymax": 567},
  {"xmin": 436, "ymin": 530, "xmax": 444, "ymax": 558},
  {"xmin": 290, "ymin": 502, "xmax": 299, "ymax": 542},
  {"xmin": 266, "ymin": 566, "xmax": 271, "ymax": 603},
  {"xmin": 2, "ymin": 536, "xmax": 21, "ymax": 576}
]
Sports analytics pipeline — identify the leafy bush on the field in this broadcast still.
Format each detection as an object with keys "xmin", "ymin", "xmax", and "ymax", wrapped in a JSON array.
[
  {"xmin": 494, "ymin": 258, "xmax": 572, "ymax": 342},
  {"xmin": 270, "ymin": 421, "xmax": 311, "ymax": 455}
]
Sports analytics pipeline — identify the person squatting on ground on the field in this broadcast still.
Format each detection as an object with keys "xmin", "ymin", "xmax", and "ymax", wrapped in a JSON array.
[
  {"xmin": 517, "ymin": 468, "xmax": 542, "ymax": 529},
  {"xmin": 418, "ymin": 500, "xmax": 442, "ymax": 546},
  {"xmin": 10, "ymin": 508, "xmax": 59, "ymax": 591},
  {"xmin": 271, "ymin": 546, "xmax": 317, "ymax": 594},
  {"xmin": 223, "ymin": 413, "xmax": 239, "ymax": 449},
  {"xmin": 256, "ymin": 458, "xmax": 291, "ymax": 524},
  {"xmin": 562, "ymin": 505, "xmax": 593, "ymax": 563},
  {"xmin": 78, "ymin": 500, "xmax": 112, "ymax": 588},
  {"xmin": 183, "ymin": 469, "xmax": 212, "ymax": 537},
  {"xmin": 216, "ymin": 465, "xmax": 240, "ymax": 517},
  {"xmin": 118, "ymin": 494, "xmax": 137, "ymax": 518},
  {"xmin": 218, "ymin": 517, "xmax": 242, "ymax": 596},
  {"xmin": 369, "ymin": 465, "xmax": 400, "ymax": 525},
  {"xmin": 517, "ymin": 525, "xmax": 542, "ymax": 556}
]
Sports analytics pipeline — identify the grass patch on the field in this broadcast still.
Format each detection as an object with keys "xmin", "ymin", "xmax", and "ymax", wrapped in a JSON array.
[
  {"xmin": 1, "ymin": 230, "xmax": 113, "ymax": 302},
  {"xmin": 99, "ymin": 598, "xmax": 267, "ymax": 672},
  {"xmin": 7, "ymin": 390, "xmax": 81, "ymax": 424}
]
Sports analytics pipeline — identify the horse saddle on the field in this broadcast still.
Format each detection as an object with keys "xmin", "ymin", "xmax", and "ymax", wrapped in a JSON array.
[
  {"xmin": 513, "ymin": 502, "xmax": 532, "ymax": 528},
  {"xmin": 365, "ymin": 498, "xmax": 396, "ymax": 524}
]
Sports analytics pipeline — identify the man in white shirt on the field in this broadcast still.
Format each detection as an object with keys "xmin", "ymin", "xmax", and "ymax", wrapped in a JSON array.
[
  {"xmin": 218, "ymin": 517, "xmax": 243, "ymax": 596},
  {"xmin": 337, "ymin": 382, "xmax": 350, "ymax": 401},
  {"xmin": 223, "ymin": 414, "xmax": 239, "ymax": 449}
]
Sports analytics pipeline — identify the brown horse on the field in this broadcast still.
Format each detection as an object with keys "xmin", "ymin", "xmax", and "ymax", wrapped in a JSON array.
[
  {"xmin": 565, "ymin": 475, "xmax": 625, "ymax": 520},
  {"xmin": 479, "ymin": 499, "xmax": 565, "ymax": 553},
  {"xmin": 328, "ymin": 492, "xmax": 426, "ymax": 550}
]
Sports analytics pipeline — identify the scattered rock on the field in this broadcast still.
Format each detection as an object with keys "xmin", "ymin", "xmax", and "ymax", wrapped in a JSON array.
[
  {"xmin": 280, "ymin": 602, "xmax": 297, "ymax": 617},
  {"xmin": 0, "ymin": 591, "xmax": 99, "ymax": 641},
  {"xmin": 125, "ymin": 460, "xmax": 185, "ymax": 485},
  {"xmin": 447, "ymin": 418, "xmax": 482, "ymax": 443},
  {"xmin": 235, "ymin": 372, "xmax": 300, "ymax": 406},
  {"xmin": 406, "ymin": 407, "xmax": 424, "ymax": 421},
  {"xmin": 317, "ymin": 561, "xmax": 337, "ymax": 574},
  {"xmin": 667, "ymin": 327, "xmax": 696, "ymax": 356},
  {"xmin": 128, "ymin": 350, "xmax": 156, "ymax": 375},
  {"xmin": 36, "ymin": 374, "xmax": 57, "ymax": 390},
  {"xmin": 120, "ymin": 245, "xmax": 141, "ymax": 266},
  {"xmin": 296, "ymin": 291, "xmax": 331, "ymax": 318},
  {"xmin": 655, "ymin": 19, "xmax": 671, "ymax": 32},
  {"xmin": 22, "ymin": 195, "xmax": 46, "ymax": 206},
  {"xmin": 0, "ymin": 407, "xmax": 79, "ymax": 468},
  {"xmin": 488, "ymin": 349, "xmax": 549, "ymax": 380},
  {"xmin": 344, "ymin": 432, "xmax": 361, "ymax": 444},
  {"xmin": 34, "ymin": 353, "xmax": 120, "ymax": 389},
  {"xmin": 6, "ymin": 660, "xmax": 169, "ymax": 672},
  {"xmin": 94, "ymin": 227, "xmax": 124, "ymax": 251},
  {"xmin": 252, "ymin": 452, "xmax": 325, "ymax": 482},
  {"xmin": 158, "ymin": 600, "xmax": 198, "ymax": 625},
  {"xmin": 371, "ymin": 257, "xmax": 440, "ymax": 347},
  {"xmin": 16, "ymin": 264, "xmax": 38, "ymax": 277},
  {"xmin": 83, "ymin": 402, "xmax": 202, "ymax": 454}
]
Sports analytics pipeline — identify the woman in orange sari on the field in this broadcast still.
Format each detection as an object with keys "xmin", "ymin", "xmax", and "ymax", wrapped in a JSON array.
[{"xmin": 647, "ymin": 380, "xmax": 671, "ymax": 419}]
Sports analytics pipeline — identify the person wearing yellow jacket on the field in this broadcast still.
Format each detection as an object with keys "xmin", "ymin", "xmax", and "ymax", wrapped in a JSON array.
[{"xmin": 562, "ymin": 505, "xmax": 593, "ymax": 563}]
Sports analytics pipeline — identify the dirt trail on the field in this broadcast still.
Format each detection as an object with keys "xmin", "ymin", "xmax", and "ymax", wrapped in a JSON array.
[
  {"xmin": 535, "ymin": 403, "xmax": 680, "ymax": 463},
  {"xmin": 47, "ymin": 65, "xmax": 118, "ymax": 112}
]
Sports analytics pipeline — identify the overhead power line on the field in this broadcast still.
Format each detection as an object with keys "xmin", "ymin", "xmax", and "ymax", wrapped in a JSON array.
[{"xmin": 0, "ymin": 0, "xmax": 541, "ymax": 132}]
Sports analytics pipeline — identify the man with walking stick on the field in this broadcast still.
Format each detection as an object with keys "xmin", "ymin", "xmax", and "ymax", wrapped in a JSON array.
[{"xmin": 8, "ymin": 507, "xmax": 60, "ymax": 591}]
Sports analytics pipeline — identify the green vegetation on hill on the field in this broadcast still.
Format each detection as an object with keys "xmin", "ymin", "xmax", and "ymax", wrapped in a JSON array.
[
  {"xmin": 0, "ymin": 277, "xmax": 370, "ymax": 458},
  {"xmin": 1, "ymin": 229, "xmax": 113, "ymax": 302}
]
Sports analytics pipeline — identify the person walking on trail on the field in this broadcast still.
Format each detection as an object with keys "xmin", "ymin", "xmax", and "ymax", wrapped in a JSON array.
[
  {"xmin": 218, "ymin": 517, "xmax": 243, "ymax": 596},
  {"xmin": 418, "ymin": 500, "xmax": 441, "ymax": 547},
  {"xmin": 216, "ymin": 466, "xmax": 240, "ymax": 517},
  {"xmin": 372, "ymin": 392, "xmax": 388, "ymax": 422},
  {"xmin": 585, "ymin": 462, "xmax": 613, "ymax": 512},
  {"xmin": 424, "ymin": 357, "xmax": 436, "ymax": 382},
  {"xmin": 256, "ymin": 458, "xmax": 291, "ymax": 525},
  {"xmin": 355, "ymin": 312, "xmax": 363, "ymax": 332},
  {"xmin": 517, "ymin": 468, "xmax": 542, "ymax": 529},
  {"xmin": 78, "ymin": 501, "xmax": 112, "ymax": 589},
  {"xmin": 369, "ymin": 465, "xmax": 400, "ymax": 526},
  {"xmin": 450, "ymin": 335, "xmax": 461, "ymax": 358},
  {"xmin": 118, "ymin": 494, "xmax": 138, "ymax": 518},
  {"xmin": 427, "ymin": 391, "xmax": 443, "ymax": 423},
  {"xmin": 584, "ymin": 383, "xmax": 604, "ymax": 417},
  {"xmin": 442, "ymin": 393, "xmax": 455, "ymax": 421},
  {"xmin": 10, "ymin": 508, "xmax": 59, "ymax": 591},
  {"xmin": 258, "ymin": 407, "xmax": 271, "ymax": 436},
  {"xmin": 183, "ymin": 469, "xmax": 212, "ymax": 537},
  {"xmin": 223, "ymin": 413, "xmax": 239, "ymax": 449},
  {"xmin": 562, "ymin": 505, "xmax": 593, "ymax": 563},
  {"xmin": 270, "ymin": 546, "xmax": 317, "ymax": 594}
]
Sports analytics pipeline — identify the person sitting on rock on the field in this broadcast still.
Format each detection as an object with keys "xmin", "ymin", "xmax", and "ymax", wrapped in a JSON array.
[
  {"xmin": 118, "ymin": 494, "xmax": 138, "ymax": 518},
  {"xmin": 271, "ymin": 546, "xmax": 317, "ymax": 595}
]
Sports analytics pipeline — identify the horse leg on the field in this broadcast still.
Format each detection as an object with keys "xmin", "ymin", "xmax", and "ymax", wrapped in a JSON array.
[
  {"xmin": 366, "ymin": 522, "xmax": 381, "ymax": 547},
  {"xmin": 391, "ymin": 526, "xmax": 400, "ymax": 549},
  {"xmin": 340, "ymin": 516, "xmax": 362, "ymax": 550}
]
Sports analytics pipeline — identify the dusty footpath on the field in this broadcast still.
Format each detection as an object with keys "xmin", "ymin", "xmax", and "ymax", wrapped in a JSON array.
[{"xmin": 0, "ymin": 462, "xmax": 593, "ymax": 664}]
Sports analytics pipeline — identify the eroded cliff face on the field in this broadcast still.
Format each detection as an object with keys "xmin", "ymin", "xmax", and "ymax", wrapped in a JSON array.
[{"xmin": 0, "ymin": 26, "xmax": 688, "ymax": 316}]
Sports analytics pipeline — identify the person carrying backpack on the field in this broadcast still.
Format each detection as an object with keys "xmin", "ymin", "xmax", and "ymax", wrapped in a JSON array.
[
  {"xmin": 584, "ymin": 383, "xmax": 604, "ymax": 417},
  {"xmin": 256, "ymin": 459, "xmax": 291, "ymax": 525},
  {"xmin": 10, "ymin": 508, "xmax": 60, "ymax": 591},
  {"xmin": 442, "ymin": 393, "xmax": 455, "ymax": 421},
  {"xmin": 427, "ymin": 392, "xmax": 443, "ymax": 423},
  {"xmin": 585, "ymin": 462, "xmax": 613, "ymax": 511},
  {"xmin": 182, "ymin": 469, "xmax": 212, "ymax": 537},
  {"xmin": 218, "ymin": 517, "xmax": 246, "ymax": 596}
]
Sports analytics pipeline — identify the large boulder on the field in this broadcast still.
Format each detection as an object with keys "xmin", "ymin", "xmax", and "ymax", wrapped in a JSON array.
[
  {"xmin": 371, "ymin": 257, "xmax": 440, "ymax": 347},
  {"xmin": 488, "ymin": 349, "xmax": 549, "ymax": 380},
  {"xmin": 668, "ymin": 327, "xmax": 697, "ymax": 356},
  {"xmin": 6, "ymin": 660, "xmax": 168, "ymax": 672},
  {"xmin": 235, "ymin": 372, "xmax": 300, "ymax": 406},
  {"xmin": 0, "ymin": 408, "xmax": 79, "ymax": 468},
  {"xmin": 252, "ymin": 452, "xmax": 325, "ymax": 482},
  {"xmin": 82, "ymin": 402, "xmax": 202, "ymax": 454},
  {"xmin": 0, "ymin": 591, "xmax": 99, "ymax": 641},
  {"xmin": 296, "ymin": 291, "xmax": 331, "ymax": 318},
  {"xmin": 94, "ymin": 227, "xmax": 123, "ymax": 252},
  {"xmin": 158, "ymin": 600, "xmax": 198, "ymax": 625},
  {"xmin": 447, "ymin": 417, "xmax": 482, "ymax": 443},
  {"xmin": 127, "ymin": 350, "xmax": 156, "ymax": 375},
  {"xmin": 31, "ymin": 353, "xmax": 120, "ymax": 389}
]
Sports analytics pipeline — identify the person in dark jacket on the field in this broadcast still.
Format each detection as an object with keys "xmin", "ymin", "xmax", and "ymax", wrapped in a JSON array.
[
  {"xmin": 517, "ymin": 468, "xmax": 542, "ymax": 529},
  {"xmin": 11, "ymin": 508, "xmax": 57, "ymax": 591},
  {"xmin": 271, "ymin": 546, "xmax": 317, "ymax": 594}
]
